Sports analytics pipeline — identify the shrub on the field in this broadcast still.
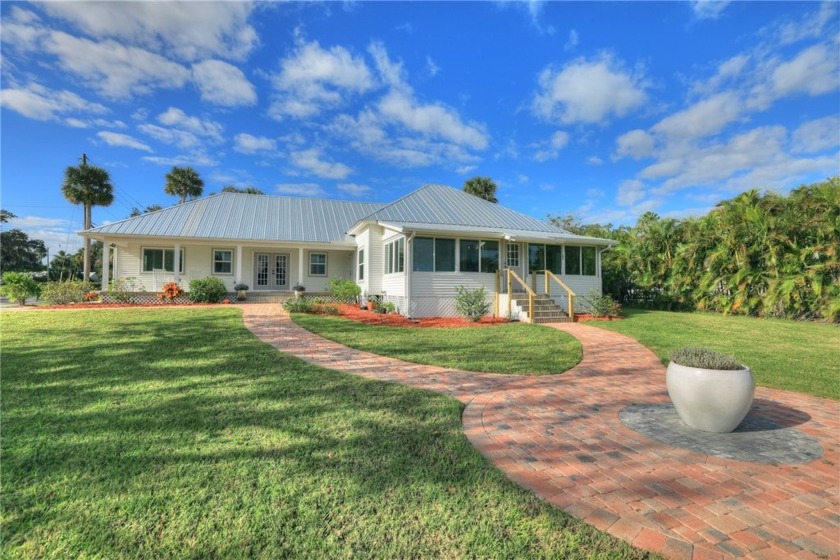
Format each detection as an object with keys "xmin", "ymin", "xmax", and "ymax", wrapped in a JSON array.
[
  {"xmin": 83, "ymin": 291, "xmax": 99, "ymax": 302},
  {"xmin": 109, "ymin": 277, "xmax": 142, "ymax": 303},
  {"xmin": 382, "ymin": 301, "xmax": 396, "ymax": 314},
  {"xmin": 283, "ymin": 297, "xmax": 315, "ymax": 313},
  {"xmin": 188, "ymin": 277, "xmax": 228, "ymax": 303},
  {"xmin": 318, "ymin": 304, "xmax": 340, "ymax": 315},
  {"xmin": 40, "ymin": 280, "xmax": 94, "ymax": 305},
  {"xmin": 328, "ymin": 277, "xmax": 361, "ymax": 303},
  {"xmin": 584, "ymin": 289, "xmax": 622, "ymax": 317},
  {"xmin": 669, "ymin": 347, "xmax": 744, "ymax": 371},
  {"xmin": 158, "ymin": 281, "xmax": 183, "ymax": 301},
  {"xmin": 0, "ymin": 272, "xmax": 41, "ymax": 305},
  {"xmin": 234, "ymin": 283, "xmax": 249, "ymax": 291},
  {"xmin": 454, "ymin": 285, "xmax": 490, "ymax": 322}
]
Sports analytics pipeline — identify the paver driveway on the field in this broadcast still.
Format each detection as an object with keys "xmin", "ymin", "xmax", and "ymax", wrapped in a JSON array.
[{"xmin": 243, "ymin": 304, "xmax": 839, "ymax": 560}]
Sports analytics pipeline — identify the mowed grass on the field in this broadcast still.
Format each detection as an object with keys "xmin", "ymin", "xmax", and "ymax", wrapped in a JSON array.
[
  {"xmin": 590, "ymin": 309, "xmax": 839, "ymax": 399},
  {"xmin": 2, "ymin": 308, "xmax": 653, "ymax": 559},
  {"xmin": 291, "ymin": 313, "xmax": 582, "ymax": 375}
]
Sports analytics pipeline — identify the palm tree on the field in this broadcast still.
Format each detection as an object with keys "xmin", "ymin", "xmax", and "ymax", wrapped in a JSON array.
[
  {"xmin": 61, "ymin": 155, "xmax": 114, "ymax": 281},
  {"xmin": 463, "ymin": 176, "xmax": 498, "ymax": 203},
  {"xmin": 164, "ymin": 166, "xmax": 204, "ymax": 203}
]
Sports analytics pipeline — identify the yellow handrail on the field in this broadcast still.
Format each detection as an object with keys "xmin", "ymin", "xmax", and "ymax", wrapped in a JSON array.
[
  {"xmin": 543, "ymin": 269, "xmax": 576, "ymax": 320},
  {"xmin": 507, "ymin": 269, "xmax": 536, "ymax": 323}
]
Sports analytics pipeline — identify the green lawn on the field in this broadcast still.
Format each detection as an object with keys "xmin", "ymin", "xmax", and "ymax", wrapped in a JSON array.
[
  {"xmin": 590, "ymin": 309, "xmax": 839, "ymax": 399},
  {"xmin": 291, "ymin": 313, "xmax": 582, "ymax": 375},
  {"xmin": 2, "ymin": 308, "xmax": 652, "ymax": 559}
]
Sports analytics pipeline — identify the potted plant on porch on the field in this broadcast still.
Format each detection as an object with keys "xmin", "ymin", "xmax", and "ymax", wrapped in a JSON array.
[
  {"xmin": 666, "ymin": 347, "xmax": 755, "ymax": 433},
  {"xmin": 234, "ymin": 283, "xmax": 249, "ymax": 301}
]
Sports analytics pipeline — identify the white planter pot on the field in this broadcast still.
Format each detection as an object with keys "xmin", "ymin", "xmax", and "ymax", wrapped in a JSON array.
[{"xmin": 666, "ymin": 362, "xmax": 755, "ymax": 433}]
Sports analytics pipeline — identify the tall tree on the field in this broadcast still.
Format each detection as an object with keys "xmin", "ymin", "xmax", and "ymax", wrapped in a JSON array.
[
  {"xmin": 165, "ymin": 166, "xmax": 204, "ymax": 203},
  {"xmin": 129, "ymin": 204, "xmax": 164, "ymax": 217},
  {"xmin": 463, "ymin": 176, "xmax": 498, "ymax": 203},
  {"xmin": 1, "ymin": 209, "xmax": 16, "ymax": 223},
  {"xmin": 61, "ymin": 154, "xmax": 114, "ymax": 280},
  {"xmin": 49, "ymin": 250, "xmax": 79, "ymax": 281},
  {"xmin": 0, "ymin": 229, "xmax": 47, "ymax": 273},
  {"xmin": 221, "ymin": 185, "xmax": 264, "ymax": 194}
]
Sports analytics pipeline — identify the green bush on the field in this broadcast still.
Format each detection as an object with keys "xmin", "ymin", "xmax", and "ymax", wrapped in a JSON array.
[
  {"xmin": 283, "ymin": 297, "xmax": 315, "ymax": 313},
  {"xmin": 454, "ymin": 285, "xmax": 490, "ymax": 322},
  {"xmin": 328, "ymin": 277, "xmax": 361, "ymax": 303},
  {"xmin": 188, "ymin": 277, "xmax": 228, "ymax": 303},
  {"xmin": 669, "ymin": 347, "xmax": 744, "ymax": 370},
  {"xmin": 39, "ymin": 280, "xmax": 95, "ymax": 305},
  {"xmin": 1, "ymin": 272, "xmax": 41, "ymax": 305},
  {"xmin": 584, "ymin": 289, "xmax": 622, "ymax": 317},
  {"xmin": 109, "ymin": 277, "xmax": 143, "ymax": 303}
]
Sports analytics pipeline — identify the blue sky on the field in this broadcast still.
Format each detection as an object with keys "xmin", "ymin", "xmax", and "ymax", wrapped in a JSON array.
[{"xmin": 2, "ymin": 1, "xmax": 838, "ymax": 258}]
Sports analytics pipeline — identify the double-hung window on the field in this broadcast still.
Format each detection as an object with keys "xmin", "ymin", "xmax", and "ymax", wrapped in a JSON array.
[
  {"xmin": 142, "ymin": 248, "xmax": 185, "ymax": 273},
  {"xmin": 309, "ymin": 252, "xmax": 327, "ymax": 276},
  {"xmin": 413, "ymin": 237, "xmax": 455, "ymax": 272},
  {"xmin": 213, "ymin": 249, "xmax": 233, "ymax": 274},
  {"xmin": 384, "ymin": 238, "xmax": 405, "ymax": 274},
  {"xmin": 357, "ymin": 249, "xmax": 365, "ymax": 280}
]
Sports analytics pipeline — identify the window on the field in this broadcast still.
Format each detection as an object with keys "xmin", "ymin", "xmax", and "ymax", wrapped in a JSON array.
[
  {"xmin": 309, "ymin": 252, "xmax": 327, "ymax": 276},
  {"xmin": 546, "ymin": 245, "xmax": 563, "ymax": 273},
  {"xmin": 528, "ymin": 244, "xmax": 545, "ymax": 274},
  {"xmin": 357, "ymin": 249, "xmax": 365, "ymax": 280},
  {"xmin": 384, "ymin": 238, "xmax": 406, "ymax": 274},
  {"xmin": 213, "ymin": 249, "xmax": 233, "ymax": 274},
  {"xmin": 565, "ymin": 246, "xmax": 581, "ymax": 275},
  {"xmin": 480, "ymin": 240, "xmax": 499, "ymax": 273},
  {"xmin": 460, "ymin": 240, "xmax": 479, "ymax": 272},
  {"xmin": 413, "ymin": 237, "xmax": 455, "ymax": 272},
  {"xmin": 506, "ymin": 243, "xmax": 519, "ymax": 268},
  {"xmin": 582, "ymin": 247, "xmax": 597, "ymax": 276},
  {"xmin": 142, "ymin": 248, "xmax": 184, "ymax": 273}
]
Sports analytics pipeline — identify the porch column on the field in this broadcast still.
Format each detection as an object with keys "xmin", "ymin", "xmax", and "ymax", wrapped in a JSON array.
[
  {"xmin": 236, "ymin": 244, "xmax": 243, "ymax": 283},
  {"xmin": 297, "ymin": 247, "xmax": 304, "ymax": 287},
  {"xmin": 101, "ymin": 240, "xmax": 110, "ymax": 291},
  {"xmin": 112, "ymin": 245, "xmax": 119, "ymax": 281},
  {"xmin": 174, "ymin": 243, "xmax": 181, "ymax": 283}
]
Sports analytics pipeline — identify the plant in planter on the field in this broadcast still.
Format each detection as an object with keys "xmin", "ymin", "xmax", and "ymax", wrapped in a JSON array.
[
  {"xmin": 234, "ymin": 282, "xmax": 249, "ymax": 301},
  {"xmin": 293, "ymin": 283, "xmax": 306, "ymax": 297},
  {"xmin": 666, "ymin": 347, "xmax": 754, "ymax": 433},
  {"xmin": 366, "ymin": 295, "xmax": 379, "ymax": 311},
  {"xmin": 382, "ymin": 301, "xmax": 396, "ymax": 314}
]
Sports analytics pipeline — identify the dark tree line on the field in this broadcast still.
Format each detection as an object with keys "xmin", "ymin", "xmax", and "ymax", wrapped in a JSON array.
[{"xmin": 552, "ymin": 177, "xmax": 839, "ymax": 322}]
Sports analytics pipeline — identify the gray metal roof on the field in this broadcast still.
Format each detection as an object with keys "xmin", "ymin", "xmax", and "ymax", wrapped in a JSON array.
[
  {"xmin": 86, "ymin": 193, "xmax": 384, "ymax": 243},
  {"xmin": 365, "ymin": 184, "xmax": 568, "ymax": 233}
]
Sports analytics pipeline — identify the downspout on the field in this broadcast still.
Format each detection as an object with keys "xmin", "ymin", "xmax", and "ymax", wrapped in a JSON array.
[{"xmin": 404, "ymin": 231, "xmax": 416, "ymax": 318}]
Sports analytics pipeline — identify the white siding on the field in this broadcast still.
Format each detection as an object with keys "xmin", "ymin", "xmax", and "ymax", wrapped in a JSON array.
[
  {"xmin": 527, "ymin": 272, "xmax": 602, "ymax": 313},
  {"xmin": 409, "ymin": 272, "xmax": 497, "ymax": 318},
  {"xmin": 355, "ymin": 229, "xmax": 369, "ymax": 294},
  {"xmin": 303, "ymin": 250, "xmax": 353, "ymax": 292},
  {"xmin": 368, "ymin": 226, "xmax": 383, "ymax": 295}
]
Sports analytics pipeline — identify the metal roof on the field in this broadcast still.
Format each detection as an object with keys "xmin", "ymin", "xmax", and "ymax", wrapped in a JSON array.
[
  {"xmin": 365, "ymin": 184, "xmax": 567, "ymax": 233},
  {"xmin": 85, "ymin": 193, "xmax": 384, "ymax": 243}
]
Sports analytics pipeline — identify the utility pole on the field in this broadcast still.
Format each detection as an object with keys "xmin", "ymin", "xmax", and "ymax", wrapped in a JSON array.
[{"xmin": 81, "ymin": 152, "xmax": 91, "ymax": 281}]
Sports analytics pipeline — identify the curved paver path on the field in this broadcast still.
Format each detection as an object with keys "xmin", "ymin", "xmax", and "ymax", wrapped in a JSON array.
[{"xmin": 243, "ymin": 304, "xmax": 839, "ymax": 560}]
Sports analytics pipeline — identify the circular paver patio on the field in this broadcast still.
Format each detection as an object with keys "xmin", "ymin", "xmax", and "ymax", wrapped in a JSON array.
[{"xmin": 242, "ymin": 304, "xmax": 839, "ymax": 560}]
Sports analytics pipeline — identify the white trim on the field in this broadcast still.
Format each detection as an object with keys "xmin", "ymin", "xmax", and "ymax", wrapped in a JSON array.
[
  {"xmin": 308, "ymin": 251, "xmax": 327, "ymax": 277},
  {"xmin": 212, "ymin": 248, "xmax": 235, "ymax": 275},
  {"xmin": 141, "ymin": 247, "xmax": 185, "ymax": 274}
]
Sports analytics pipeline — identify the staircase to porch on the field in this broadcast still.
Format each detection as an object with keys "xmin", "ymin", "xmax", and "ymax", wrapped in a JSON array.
[{"xmin": 511, "ymin": 293, "xmax": 572, "ymax": 324}]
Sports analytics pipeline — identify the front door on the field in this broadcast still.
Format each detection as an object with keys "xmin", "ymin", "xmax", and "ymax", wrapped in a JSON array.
[{"xmin": 254, "ymin": 253, "xmax": 289, "ymax": 290}]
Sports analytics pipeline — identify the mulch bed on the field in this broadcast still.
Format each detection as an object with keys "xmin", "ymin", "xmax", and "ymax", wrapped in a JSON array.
[
  {"xmin": 575, "ymin": 313, "xmax": 623, "ymax": 322},
  {"xmin": 332, "ymin": 304, "xmax": 508, "ymax": 328}
]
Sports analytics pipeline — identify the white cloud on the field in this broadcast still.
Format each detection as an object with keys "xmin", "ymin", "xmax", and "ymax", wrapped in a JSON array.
[
  {"xmin": 792, "ymin": 116, "xmax": 840, "ymax": 153},
  {"xmin": 377, "ymin": 90, "xmax": 489, "ymax": 150},
  {"xmin": 138, "ymin": 124, "xmax": 201, "ymax": 150},
  {"xmin": 616, "ymin": 179, "xmax": 647, "ymax": 206},
  {"xmin": 97, "ymin": 131, "xmax": 152, "ymax": 152},
  {"xmin": 771, "ymin": 44, "xmax": 839, "ymax": 98},
  {"xmin": 192, "ymin": 60, "xmax": 256, "ymax": 107},
  {"xmin": 425, "ymin": 56, "xmax": 440, "ymax": 78},
  {"xmin": 772, "ymin": 1, "xmax": 838, "ymax": 45},
  {"xmin": 652, "ymin": 91, "xmax": 743, "ymax": 140},
  {"xmin": 0, "ymin": 82, "xmax": 107, "ymax": 121},
  {"xmin": 10, "ymin": 215, "xmax": 70, "ymax": 228},
  {"xmin": 43, "ymin": 31, "xmax": 190, "ymax": 99},
  {"xmin": 533, "ymin": 131, "xmax": 570, "ymax": 162},
  {"xmin": 270, "ymin": 40, "xmax": 375, "ymax": 119},
  {"xmin": 586, "ymin": 156, "xmax": 604, "ymax": 166},
  {"xmin": 690, "ymin": 0, "xmax": 731, "ymax": 20},
  {"xmin": 142, "ymin": 153, "xmax": 217, "ymax": 167},
  {"xmin": 337, "ymin": 183, "xmax": 372, "ymax": 196},
  {"xmin": 291, "ymin": 148, "xmax": 352, "ymax": 180},
  {"xmin": 564, "ymin": 29, "xmax": 578, "ymax": 51},
  {"xmin": 276, "ymin": 183, "xmax": 326, "ymax": 197},
  {"xmin": 532, "ymin": 54, "xmax": 647, "ymax": 124},
  {"xmin": 456, "ymin": 165, "xmax": 478, "ymax": 175},
  {"xmin": 156, "ymin": 107, "xmax": 223, "ymax": 143},
  {"xmin": 368, "ymin": 41, "xmax": 406, "ymax": 89},
  {"xmin": 65, "ymin": 118, "xmax": 126, "ymax": 129},
  {"xmin": 234, "ymin": 133, "xmax": 277, "ymax": 154},
  {"xmin": 41, "ymin": 2, "xmax": 258, "ymax": 61},
  {"xmin": 615, "ymin": 129, "xmax": 655, "ymax": 160}
]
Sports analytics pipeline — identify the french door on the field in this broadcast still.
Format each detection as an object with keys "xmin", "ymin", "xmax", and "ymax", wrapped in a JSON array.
[{"xmin": 254, "ymin": 253, "xmax": 288, "ymax": 290}]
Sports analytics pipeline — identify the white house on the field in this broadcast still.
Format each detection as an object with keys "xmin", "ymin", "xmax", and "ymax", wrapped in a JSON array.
[{"xmin": 82, "ymin": 184, "xmax": 614, "ymax": 321}]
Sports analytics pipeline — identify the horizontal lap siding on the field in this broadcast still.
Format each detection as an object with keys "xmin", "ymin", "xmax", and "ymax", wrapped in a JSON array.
[
  {"xmin": 528, "ymin": 273, "xmax": 602, "ymax": 312},
  {"xmin": 410, "ymin": 272, "xmax": 497, "ymax": 318}
]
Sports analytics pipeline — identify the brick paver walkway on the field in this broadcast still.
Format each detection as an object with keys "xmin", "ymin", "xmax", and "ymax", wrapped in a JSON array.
[{"xmin": 243, "ymin": 305, "xmax": 839, "ymax": 559}]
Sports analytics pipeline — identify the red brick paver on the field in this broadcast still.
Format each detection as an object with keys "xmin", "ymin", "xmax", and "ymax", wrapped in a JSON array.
[{"xmin": 243, "ymin": 305, "xmax": 840, "ymax": 559}]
